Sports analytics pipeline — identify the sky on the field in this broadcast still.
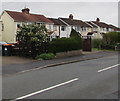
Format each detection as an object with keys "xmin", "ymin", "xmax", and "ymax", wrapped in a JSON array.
[{"xmin": 1, "ymin": 1, "xmax": 119, "ymax": 27}]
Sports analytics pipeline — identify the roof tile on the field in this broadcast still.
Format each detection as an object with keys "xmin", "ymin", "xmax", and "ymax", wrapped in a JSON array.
[{"xmin": 5, "ymin": 10, "xmax": 53, "ymax": 23}]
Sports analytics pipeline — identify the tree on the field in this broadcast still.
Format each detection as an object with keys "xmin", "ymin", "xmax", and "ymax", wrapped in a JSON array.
[
  {"xmin": 70, "ymin": 28, "xmax": 81, "ymax": 39},
  {"xmin": 17, "ymin": 24, "xmax": 49, "ymax": 43}
]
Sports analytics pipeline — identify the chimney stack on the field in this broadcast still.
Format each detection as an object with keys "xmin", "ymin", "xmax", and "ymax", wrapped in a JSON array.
[
  {"xmin": 22, "ymin": 8, "xmax": 30, "ymax": 14},
  {"xmin": 69, "ymin": 14, "xmax": 73, "ymax": 20},
  {"xmin": 96, "ymin": 18, "xmax": 100, "ymax": 22}
]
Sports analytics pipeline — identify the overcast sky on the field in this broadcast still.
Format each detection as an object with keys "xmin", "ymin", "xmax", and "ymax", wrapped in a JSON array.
[{"xmin": 1, "ymin": 1, "xmax": 119, "ymax": 27}]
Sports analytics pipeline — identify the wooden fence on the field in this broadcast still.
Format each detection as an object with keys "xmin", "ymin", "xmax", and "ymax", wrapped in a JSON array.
[{"xmin": 12, "ymin": 41, "xmax": 49, "ymax": 58}]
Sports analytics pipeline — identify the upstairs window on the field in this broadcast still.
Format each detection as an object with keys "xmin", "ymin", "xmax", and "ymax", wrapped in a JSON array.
[
  {"xmin": 53, "ymin": 26, "xmax": 57, "ymax": 31},
  {"xmin": 49, "ymin": 25, "xmax": 52, "ymax": 30},
  {"xmin": 37, "ymin": 22, "xmax": 44, "ymax": 26},
  {"xmin": 61, "ymin": 26, "xmax": 66, "ymax": 31},
  {"xmin": 17, "ymin": 24, "xmax": 21, "ymax": 28},
  {"xmin": 81, "ymin": 27, "xmax": 86, "ymax": 31},
  {"xmin": 75, "ymin": 26, "xmax": 80, "ymax": 31}
]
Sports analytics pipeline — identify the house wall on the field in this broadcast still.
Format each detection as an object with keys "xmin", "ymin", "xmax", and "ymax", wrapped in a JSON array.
[
  {"xmin": 45, "ymin": 24, "xmax": 54, "ymax": 32},
  {"xmin": 1, "ymin": 11, "xmax": 16, "ymax": 43},
  {"xmin": 80, "ymin": 27, "xmax": 92, "ymax": 36},
  {"xmin": 53, "ymin": 25, "xmax": 71, "ymax": 38},
  {"xmin": 60, "ymin": 26, "xmax": 71, "ymax": 38},
  {"xmin": 0, "ymin": 21, "xmax": 2, "ymax": 41},
  {"xmin": 53, "ymin": 25, "xmax": 60, "ymax": 37}
]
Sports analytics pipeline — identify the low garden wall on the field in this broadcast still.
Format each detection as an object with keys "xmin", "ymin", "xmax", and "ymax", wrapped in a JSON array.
[{"xmin": 56, "ymin": 50, "xmax": 82, "ymax": 58}]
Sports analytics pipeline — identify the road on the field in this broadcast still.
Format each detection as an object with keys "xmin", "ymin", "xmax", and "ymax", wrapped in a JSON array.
[{"xmin": 2, "ymin": 54, "xmax": 119, "ymax": 100}]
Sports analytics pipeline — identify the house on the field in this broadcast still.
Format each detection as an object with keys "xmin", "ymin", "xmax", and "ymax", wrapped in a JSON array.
[
  {"xmin": 86, "ymin": 18, "xmax": 120, "ymax": 39},
  {"xmin": 0, "ymin": 20, "xmax": 2, "ymax": 41},
  {"xmin": 86, "ymin": 21, "xmax": 103, "ymax": 39},
  {"xmin": 48, "ymin": 18, "xmax": 68, "ymax": 38},
  {"xmin": 0, "ymin": 8, "xmax": 54, "ymax": 43},
  {"xmin": 109, "ymin": 24, "xmax": 120, "ymax": 32},
  {"xmin": 57, "ymin": 14, "xmax": 92, "ymax": 37}
]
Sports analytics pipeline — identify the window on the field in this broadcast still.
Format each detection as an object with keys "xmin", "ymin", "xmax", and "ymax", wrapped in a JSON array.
[
  {"xmin": 61, "ymin": 26, "xmax": 66, "ymax": 31},
  {"xmin": 103, "ymin": 28, "xmax": 107, "ymax": 31},
  {"xmin": 76, "ymin": 26, "xmax": 80, "ymax": 31},
  {"xmin": 93, "ymin": 28, "xmax": 97, "ymax": 31},
  {"xmin": 17, "ymin": 24, "xmax": 20, "ymax": 28},
  {"xmin": 81, "ymin": 27, "xmax": 86, "ymax": 31},
  {"xmin": 106, "ymin": 28, "xmax": 109, "ymax": 31},
  {"xmin": 53, "ymin": 26, "xmax": 57, "ymax": 31},
  {"xmin": 49, "ymin": 25, "xmax": 52, "ymax": 30},
  {"xmin": 37, "ymin": 22, "xmax": 44, "ymax": 26}
]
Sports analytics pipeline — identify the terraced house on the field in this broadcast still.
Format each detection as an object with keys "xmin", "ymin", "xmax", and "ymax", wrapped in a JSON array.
[
  {"xmin": 49, "ymin": 14, "xmax": 92, "ymax": 38},
  {"xmin": 86, "ymin": 18, "xmax": 120, "ymax": 39},
  {"xmin": 0, "ymin": 8, "xmax": 120, "ymax": 43},
  {"xmin": 0, "ymin": 20, "xmax": 2, "ymax": 41},
  {"xmin": 0, "ymin": 8, "xmax": 54, "ymax": 43}
]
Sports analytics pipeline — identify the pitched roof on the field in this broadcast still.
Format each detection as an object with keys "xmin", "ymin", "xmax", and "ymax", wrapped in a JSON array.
[
  {"xmin": 5, "ymin": 10, "xmax": 53, "ymax": 23},
  {"xmin": 109, "ymin": 25, "xmax": 120, "ymax": 31},
  {"xmin": 48, "ymin": 18, "xmax": 66, "ymax": 25},
  {"xmin": 86, "ymin": 21, "xmax": 98, "ymax": 28},
  {"xmin": 60, "ymin": 18, "xmax": 91, "ymax": 27},
  {"xmin": 92, "ymin": 21, "xmax": 110, "ymax": 28}
]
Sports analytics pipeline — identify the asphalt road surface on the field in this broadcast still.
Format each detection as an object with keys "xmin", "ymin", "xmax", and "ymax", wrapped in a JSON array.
[{"xmin": 2, "ymin": 54, "xmax": 119, "ymax": 100}]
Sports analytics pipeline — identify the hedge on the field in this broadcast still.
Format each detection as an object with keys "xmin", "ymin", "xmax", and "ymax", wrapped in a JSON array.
[
  {"xmin": 92, "ymin": 39, "xmax": 103, "ymax": 49},
  {"xmin": 102, "ymin": 32, "xmax": 120, "ymax": 50},
  {"xmin": 48, "ymin": 37, "xmax": 82, "ymax": 54}
]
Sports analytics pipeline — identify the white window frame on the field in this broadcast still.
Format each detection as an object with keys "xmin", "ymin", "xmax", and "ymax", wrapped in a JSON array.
[{"xmin": 61, "ymin": 26, "xmax": 66, "ymax": 31}]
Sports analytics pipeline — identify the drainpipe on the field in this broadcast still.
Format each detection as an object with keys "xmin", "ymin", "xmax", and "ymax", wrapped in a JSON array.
[{"xmin": 59, "ymin": 25, "xmax": 60, "ymax": 37}]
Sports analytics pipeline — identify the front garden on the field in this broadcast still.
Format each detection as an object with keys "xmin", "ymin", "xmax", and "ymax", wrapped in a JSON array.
[
  {"xmin": 12, "ymin": 24, "xmax": 120, "ymax": 60},
  {"xmin": 13, "ymin": 24, "xmax": 82, "ymax": 60},
  {"xmin": 92, "ymin": 32, "xmax": 120, "ymax": 51}
]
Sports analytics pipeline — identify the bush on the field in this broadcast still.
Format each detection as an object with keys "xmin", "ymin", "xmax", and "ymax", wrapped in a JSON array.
[
  {"xmin": 92, "ymin": 39, "xmax": 103, "ymax": 49},
  {"xmin": 49, "ymin": 37, "xmax": 82, "ymax": 53},
  {"xmin": 103, "ymin": 32, "xmax": 120, "ymax": 45},
  {"xmin": 70, "ymin": 28, "xmax": 81, "ymax": 39},
  {"xmin": 35, "ymin": 53, "xmax": 55, "ymax": 60},
  {"xmin": 102, "ymin": 32, "xmax": 120, "ymax": 50}
]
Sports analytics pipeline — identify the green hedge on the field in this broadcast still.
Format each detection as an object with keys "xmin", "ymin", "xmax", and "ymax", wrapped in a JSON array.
[
  {"xmin": 101, "ymin": 32, "xmax": 120, "ymax": 50},
  {"xmin": 103, "ymin": 32, "xmax": 120, "ymax": 45},
  {"xmin": 49, "ymin": 37, "xmax": 82, "ymax": 53},
  {"xmin": 92, "ymin": 39, "xmax": 103, "ymax": 49}
]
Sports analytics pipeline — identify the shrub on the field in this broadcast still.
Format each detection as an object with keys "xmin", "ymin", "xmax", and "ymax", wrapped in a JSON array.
[
  {"xmin": 70, "ymin": 28, "xmax": 81, "ymax": 38},
  {"xmin": 92, "ymin": 39, "xmax": 103, "ymax": 49},
  {"xmin": 103, "ymin": 32, "xmax": 120, "ymax": 45},
  {"xmin": 35, "ymin": 53, "xmax": 55, "ymax": 60},
  {"xmin": 49, "ymin": 37, "xmax": 82, "ymax": 53},
  {"xmin": 102, "ymin": 32, "xmax": 120, "ymax": 50}
]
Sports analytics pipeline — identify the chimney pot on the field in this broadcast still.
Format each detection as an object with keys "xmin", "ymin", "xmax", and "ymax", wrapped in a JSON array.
[
  {"xmin": 96, "ymin": 18, "xmax": 100, "ymax": 22},
  {"xmin": 22, "ymin": 8, "xmax": 30, "ymax": 14},
  {"xmin": 69, "ymin": 14, "xmax": 73, "ymax": 20}
]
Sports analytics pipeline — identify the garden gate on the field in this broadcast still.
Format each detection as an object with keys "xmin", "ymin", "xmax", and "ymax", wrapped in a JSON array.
[{"xmin": 82, "ymin": 36, "xmax": 92, "ymax": 51}]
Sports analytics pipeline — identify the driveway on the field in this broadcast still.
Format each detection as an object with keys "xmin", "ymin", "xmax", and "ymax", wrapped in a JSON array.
[{"xmin": 2, "ymin": 56, "xmax": 36, "ymax": 66}]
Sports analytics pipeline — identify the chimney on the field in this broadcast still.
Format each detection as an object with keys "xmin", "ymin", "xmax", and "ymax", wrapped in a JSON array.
[
  {"xmin": 22, "ymin": 8, "xmax": 30, "ymax": 14},
  {"xmin": 69, "ymin": 14, "xmax": 73, "ymax": 20},
  {"xmin": 96, "ymin": 18, "xmax": 100, "ymax": 22}
]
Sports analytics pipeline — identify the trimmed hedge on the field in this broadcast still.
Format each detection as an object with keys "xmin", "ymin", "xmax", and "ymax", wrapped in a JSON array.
[
  {"xmin": 49, "ymin": 37, "xmax": 82, "ymax": 54},
  {"xmin": 92, "ymin": 39, "xmax": 103, "ymax": 49},
  {"xmin": 102, "ymin": 32, "xmax": 120, "ymax": 50}
]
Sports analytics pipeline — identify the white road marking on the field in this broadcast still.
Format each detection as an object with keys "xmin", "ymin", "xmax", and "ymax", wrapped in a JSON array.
[
  {"xmin": 98, "ymin": 64, "xmax": 120, "ymax": 73},
  {"xmin": 14, "ymin": 78, "xmax": 79, "ymax": 100}
]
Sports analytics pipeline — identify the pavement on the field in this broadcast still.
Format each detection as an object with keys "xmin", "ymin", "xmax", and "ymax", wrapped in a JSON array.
[
  {"xmin": 2, "ymin": 54, "xmax": 119, "ymax": 99},
  {"xmin": 2, "ymin": 50, "xmax": 118, "ymax": 76}
]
